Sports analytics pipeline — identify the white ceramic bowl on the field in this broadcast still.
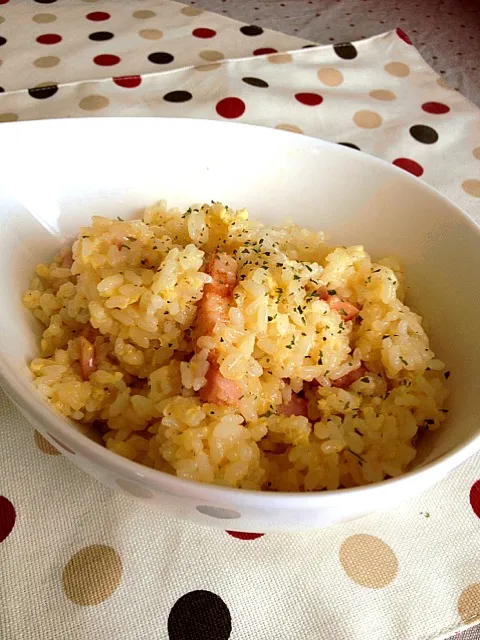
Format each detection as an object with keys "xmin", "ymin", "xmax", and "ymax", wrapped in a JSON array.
[{"xmin": 0, "ymin": 117, "xmax": 479, "ymax": 532}]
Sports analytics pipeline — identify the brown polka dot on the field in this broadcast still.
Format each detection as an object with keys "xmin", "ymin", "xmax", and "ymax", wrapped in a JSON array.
[
  {"xmin": 0, "ymin": 113, "xmax": 18, "ymax": 123},
  {"xmin": 268, "ymin": 53, "xmax": 293, "ymax": 64},
  {"xmin": 34, "ymin": 56, "xmax": 60, "ymax": 68},
  {"xmin": 462, "ymin": 179, "xmax": 480, "ymax": 197},
  {"xmin": 458, "ymin": 583, "xmax": 480, "ymax": 623},
  {"xmin": 116, "ymin": 478, "xmax": 153, "ymax": 499},
  {"xmin": 62, "ymin": 545, "xmax": 122, "ymax": 606},
  {"xmin": 139, "ymin": 28, "xmax": 163, "ymax": 40},
  {"xmin": 384, "ymin": 61, "xmax": 410, "ymax": 77},
  {"xmin": 199, "ymin": 50, "xmax": 224, "ymax": 62},
  {"xmin": 369, "ymin": 89, "xmax": 396, "ymax": 101},
  {"xmin": 35, "ymin": 431, "xmax": 60, "ymax": 456},
  {"xmin": 79, "ymin": 95, "xmax": 109, "ymax": 111},
  {"xmin": 437, "ymin": 76, "xmax": 454, "ymax": 90},
  {"xmin": 340, "ymin": 534, "xmax": 398, "ymax": 588},
  {"xmin": 276, "ymin": 124, "xmax": 304, "ymax": 134},
  {"xmin": 194, "ymin": 63, "xmax": 221, "ymax": 72},
  {"xmin": 33, "ymin": 13, "xmax": 57, "ymax": 24},
  {"xmin": 0, "ymin": 16, "xmax": 5, "ymax": 25},
  {"xmin": 473, "ymin": 147, "xmax": 480, "ymax": 160},
  {"xmin": 132, "ymin": 10, "xmax": 155, "ymax": 19},
  {"xmin": 181, "ymin": 6, "xmax": 203, "ymax": 16},
  {"xmin": 353, "ymin": 110, "xmax": 383, "ymax": 129},
  {"xmin": 317, "ymin": 67, "xmax": 343, "ymax": 87}
]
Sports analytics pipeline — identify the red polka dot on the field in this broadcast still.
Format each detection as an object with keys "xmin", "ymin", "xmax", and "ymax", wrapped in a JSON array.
[
  {"xmin": 86, "ymin": 11, "xmax": 111, "ymax": 22},
  {"xmin": 396, "ymin": 28, "xmax": 412, "ymax": 45},
  {"xmin": 392, "ymin": 157, "xmax": 424, "ymax": 177},
  {"xmin": 0, "ymin": 496, "xmax": 16, "ymax": 543},
  {"xmin": 192, "ymin": 28, "xmax": 217, "ymax": 39},
  {"xmin": 36, "ymin": 34, "xmax": 62, "ymax": 45},
  {"xmin": 470, "ymin": 480, "xmax": 480, "ymax": 518},
  {"xmin": 215, "ymin": 97, "xmax": 246, "ymax": 119},
  {"xmin": 253, "ymin": 47, "xmax": 278, "ymax": 56},
  {"xmin": 295, "ymin": 92, "xmax": 323, "ymax": 106},
  {"xmin": 94, "ymin": 54, "xmax": 121, "ymax": 66},
  {"xmin": 422, "ymin": 101, "xmax": 450, "ymax": 115},
  {"xmin": 0, "ymin": 0, "xmax": 10, "ymax": 4},
  {"xmin": 113, "ymin": 75, "xmax": 142, "ymax": 88},
  {"xmin": 226, "ymin": 531, "xmax": 265, "ymax": 540}
]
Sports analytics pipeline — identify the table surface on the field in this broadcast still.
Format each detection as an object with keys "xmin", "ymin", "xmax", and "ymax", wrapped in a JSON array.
[{"xmin": 193, "ymin": 0, "xmax": 480, "ymax": 107}]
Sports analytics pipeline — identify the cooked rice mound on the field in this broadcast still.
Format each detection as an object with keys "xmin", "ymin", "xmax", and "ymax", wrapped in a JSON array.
[{"xmin": 23, "ymin": 201, "xmax": 448, "ymax": 491}]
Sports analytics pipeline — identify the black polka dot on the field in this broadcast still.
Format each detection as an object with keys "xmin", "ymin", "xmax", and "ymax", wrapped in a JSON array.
[
  {"xmin": 0, "ymin": 37, "xmax": 7, "ymax": 47},
  {"xmin": 168, "ymin": 591, "xmax": 232, "ymax": 640},
  {"xmin": 88, "ymin": 31, "xmax": 114, "ymax": 42},
  {"xmin": 163, "ymin": 90, "xmax": 192, "ymax": 103},
  {"xmin": 34, "ymin": 0, "xmax": 57, "ymax": 3},
  {"xmin": 333, "ymin": 42, "xmax": 357, "ymax": 59},
  {"xmin": 242, "ymin": 76, "xmax": 269, "ymax": 88},
  {"xmin": 338, "ymin": 142, "xmax": 360, "ymax": 150},
  {"xmin": 0, "ymin": 87, "xmax": 4, "ymax": 93},
  {"xmin": 28, "ymin": 84, "xmax": 58, "ymax": 99},
  {"xmin": 240, "ymin": 25, "xmax": 264, "ymax": 36},
  {"xmin": 148, "ymin": 51, "xmax": 174, "ymax": 64},
  {"xmin": 196, "ymin": 505, "xmax": 241, "ymax": 519},
  {"xmin": 409, "ymin": 124, "xmax": 438, "ymax": 144}
]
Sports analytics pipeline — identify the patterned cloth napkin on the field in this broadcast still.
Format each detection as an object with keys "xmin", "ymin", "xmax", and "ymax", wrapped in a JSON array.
[{"xmin": 0, "ymin": 2, "xmax": 479, "ymax": 639}]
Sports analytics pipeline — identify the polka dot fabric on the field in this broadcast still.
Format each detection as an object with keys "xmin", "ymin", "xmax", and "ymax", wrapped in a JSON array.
[{"xmin": 0, "ymin": 4, "xmax": 479, "ymax": 640}]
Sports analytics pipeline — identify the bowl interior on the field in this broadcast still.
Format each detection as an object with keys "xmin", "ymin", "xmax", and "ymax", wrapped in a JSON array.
[{"xmin": 0, "ymin": 117, "xmax": 478, "ymax": 474}]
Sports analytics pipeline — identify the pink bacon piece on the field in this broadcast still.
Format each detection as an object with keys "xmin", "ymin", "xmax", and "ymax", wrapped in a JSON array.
[
  {"xmin": 279, "ymin": 393, "xmax": 309, "ymax": 417},
  {"xmin": 317, "ymin": 286, "xmax": 360, "ymax": 322},
  {"xmin": 195, "ymin": 252, "xmax": 241, "ymax": 406},
  {"xmin": 331, "ymin": 366, "xmax": 367, "ymax": 389}
]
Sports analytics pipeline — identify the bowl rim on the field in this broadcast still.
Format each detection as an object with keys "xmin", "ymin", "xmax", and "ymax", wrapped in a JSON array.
[{"xmin": 1, "ymin": 116, "xmax": 480, "ymax": 508}]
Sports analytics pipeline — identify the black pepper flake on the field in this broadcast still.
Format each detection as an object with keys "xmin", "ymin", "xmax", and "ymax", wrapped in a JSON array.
[{"xmin": 444, "ymin": 371, "xmax": 451, "ymax": 379}]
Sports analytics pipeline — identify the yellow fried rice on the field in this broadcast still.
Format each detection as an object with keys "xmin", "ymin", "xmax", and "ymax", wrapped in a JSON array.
[{"xmin": 23, "ymin": 201, "xmax": 448, "ymax": 491}]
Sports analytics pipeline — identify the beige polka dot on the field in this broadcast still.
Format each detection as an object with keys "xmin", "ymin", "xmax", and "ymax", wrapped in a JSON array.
[
  {"xmin": 139, "ymin": 28, "xmax": 163, "ymax": 40},
  {"xmin": 317, "ymin": 67, "xmax": 343, "ymax": 87},
  {"xmin": 472, "ymin": 147, "xmax": 480, "ymax": 160},
  {"xmin": 79, "ymin": 95, "xmax": 110, "ymax": 111},
  {"xmin": 133, "ymin": 10, "xmax": 156, "ymax": 19},
  {"xmin": 353, "ymin": 110, "xmax": 383, "ymax": 129},
  {"xmin": 199, "ymin": 50, "xmax": 224, "ymax": 62},
  {"xmin": 62, "ymin": 545, "xmax": 122, "ymax": 606},
  {"xmin": 34, "ymin": 56, "xmax": 60, "ymax": 69},
  {"xmin": 369, "ymin": 89, "xmax": 396, "ymax": 101},
  {"xmin": 181, "ymin": 6, "xmax": 203, "ymax": 16},
  {"xmin": 436, "ymin": 76, "xmax": 454, "ymax": 90},
  {"xmin": 458, "ymin": 584, "xmax": 480, "ymax": 623},
  {"xmin": 276, "ymin": 123, "xmax": 304, "ymax": 134},
  {"xmin": 0, "ymin": 113, "xmax": 18, "ymax": 123},
  {"xmin": 268, "ymin": 53, "xmax": 293, "ymax": 64},
  {"xmin": 462, "ymin": 179, "xmax": 480, "ymax": 197},
  {"xmin": 116, "ymin": 478, "xmax": 153, "ymax": 499},
  {"xmin": 194, "ymin": 63, "xmax": 221, "ymax": 72},
  {"xmin": 340, "ymin": 534, "xmax": 398, "ymax": 588},
  {"xmin": 384, "ymin": 61, "xmax": 410, "ymax": 77},
  {"xmin": 35, "ymin": 431, "xmax": 60, "ymax": 456},
  {"xmin": 32, "ymin": 13, "xmax": 57, "ymax": 23}
]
